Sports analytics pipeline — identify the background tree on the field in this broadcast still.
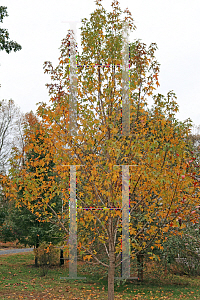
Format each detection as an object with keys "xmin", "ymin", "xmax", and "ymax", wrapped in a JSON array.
[
  {"xmin": 0, "ymin": 6, "xmax": 22, "ymax": 54},
  {"xmin": 0, "ymin": 99, "xmax": 24, "ymax": 222},
  {"xmin": 6, "ymin": 1, "xmax": 200, "ymax": 299},
  {"xmin": 0, "ymin": 199, "xmax": 64, "ymax": 266},
  {"xmin": 0, "ymin": 111, "xmax": 65, "ymax": 267},
  {"xmin": 0, "ymin": 99, "xmax": 23, "ymax": 174}
]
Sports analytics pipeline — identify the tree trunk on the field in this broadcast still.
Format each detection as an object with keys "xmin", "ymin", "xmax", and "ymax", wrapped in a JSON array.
[
  {"xmin": 35, "ymin": 251, "xmax": 38, "ymax": 267},
  {"xmin": 108, "ymin": 251, "xmax": 115, "ymax": 300},
  {"xmin": 34, "ymin": 237, "xmax": 39, "ymax": 267},
  {"xmin": 137, "ymin": 253, "xmax": 144, "ymax": 281},
  {"xmin": 164, "ymin": 263, "xmax": 168, "ymax": 276},
  {"xmin": 60, "ymin": 249, "xmax": 64, "ymax": 266},
  {"xmin": 164, "ymin": 248, "xmax": 169, "ymax": 276},
  {"xmin": 108, "ymin": 216, "xmax": 115, "ymax": 300}
]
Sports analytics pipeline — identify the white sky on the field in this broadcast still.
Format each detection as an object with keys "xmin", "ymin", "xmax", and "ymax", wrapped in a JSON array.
[{"xmin": 0, "ymin": 0, "xmax": 200, "ymax": 130}]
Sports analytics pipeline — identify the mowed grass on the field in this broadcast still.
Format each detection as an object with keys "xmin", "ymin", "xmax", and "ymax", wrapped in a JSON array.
[{"xmin": 0, "ymin": 252, "xmax": 200, "ymax": 299}]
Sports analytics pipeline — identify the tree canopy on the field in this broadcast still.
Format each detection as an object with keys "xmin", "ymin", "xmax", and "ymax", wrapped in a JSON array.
[{"xmin": 3, "ymin": 1, "xmax": 200, "ymax": 299}]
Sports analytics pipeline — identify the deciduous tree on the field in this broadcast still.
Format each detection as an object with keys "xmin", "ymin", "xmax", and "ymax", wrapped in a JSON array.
[
  {"xmin": 0, "ymin": 99, "xmax": 23, "ymax": 174},
  {"xmin": 6, "ymin": 1, "xmax": 200, "ymax": 299}
]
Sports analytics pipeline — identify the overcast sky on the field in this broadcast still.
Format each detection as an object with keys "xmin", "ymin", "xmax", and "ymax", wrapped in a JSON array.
[{"xmin": 1, "ymin": 0, "xmax": 200, "ymax": 132}]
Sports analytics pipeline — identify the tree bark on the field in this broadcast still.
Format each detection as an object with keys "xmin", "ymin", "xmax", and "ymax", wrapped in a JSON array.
[
  {"xmin": 108, "ymin": 216, "xmax": 115, "ymax": 300},
  {"xmin": 108, "ymin": 251, "xmax": 115, "ymax": 300},
  {"xmin": 34, "ymin": 237, "xmax": 39, "ymax": 267},
  {"xmin": 137, "ymin": 253, "xmax": 144, "ymax": 281},
  {"xmin": 164, "ymin": 263, "xmax": 168, "ymax": 276}
]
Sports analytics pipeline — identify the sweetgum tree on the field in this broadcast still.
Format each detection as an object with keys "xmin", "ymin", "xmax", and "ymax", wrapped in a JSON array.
[{"xmin": 5, "ymin": 1, "xmax": 200, "ymax": 299}]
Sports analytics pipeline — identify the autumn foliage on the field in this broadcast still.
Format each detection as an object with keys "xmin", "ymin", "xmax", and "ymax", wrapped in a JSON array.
[{"xmin": 2, "ymin": 1, "xmax": 200, "ymax": 299}]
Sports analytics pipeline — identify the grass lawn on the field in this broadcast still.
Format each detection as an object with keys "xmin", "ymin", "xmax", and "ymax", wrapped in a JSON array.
[{"xmin": 0, "ymin": 252, "xmax": 200, "ymax": 299}]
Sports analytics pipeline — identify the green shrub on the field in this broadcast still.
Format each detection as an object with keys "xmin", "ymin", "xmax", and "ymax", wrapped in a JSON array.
[{"xmin": 33, "ymin": 242, "xmax": 59, "ymax": 276}]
